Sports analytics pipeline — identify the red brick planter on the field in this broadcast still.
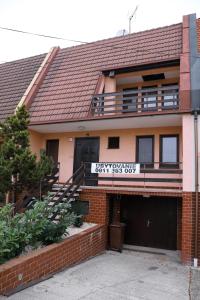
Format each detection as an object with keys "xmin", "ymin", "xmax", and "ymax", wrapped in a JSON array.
[{"xmin": 0, "ymin": 224, "xmax": 106, "ymax": 295}]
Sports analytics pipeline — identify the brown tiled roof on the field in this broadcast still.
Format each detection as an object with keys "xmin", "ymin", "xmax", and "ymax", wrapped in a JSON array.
[
  {"xmin": 28, "ymin": 23, "xmax": 183, "ymax": 123},
  {"xmin": 0, "ymin": 53, "xmax": 46, "ymax": 122}
]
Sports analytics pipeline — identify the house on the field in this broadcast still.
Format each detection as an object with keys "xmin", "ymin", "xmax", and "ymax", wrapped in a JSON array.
[{"xmin": 0, "ymin": 13, "xmax": 200, "ymax": 266}]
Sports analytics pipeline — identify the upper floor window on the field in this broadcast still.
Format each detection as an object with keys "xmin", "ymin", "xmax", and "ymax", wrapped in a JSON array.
[
  {"xmin": 160, "ymin": 135, "xmax": 179, "ymax": 168},
  {"xmin": 136, "ymin": 136, "xmax": 154, "ymax": 168}
]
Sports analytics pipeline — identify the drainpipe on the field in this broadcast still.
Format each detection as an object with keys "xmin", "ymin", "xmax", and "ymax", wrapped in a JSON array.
[{"xmin": 194, "ymin": 110, "xmax": 199, "ymax": 267}]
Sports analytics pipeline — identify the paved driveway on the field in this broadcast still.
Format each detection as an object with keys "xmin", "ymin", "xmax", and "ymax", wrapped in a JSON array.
[{"xmin": 1, "ymin": 249, "xmax": 189, "ymax": 300}]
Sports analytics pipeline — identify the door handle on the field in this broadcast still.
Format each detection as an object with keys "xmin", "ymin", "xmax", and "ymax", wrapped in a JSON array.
[{"xmin": 146, "ymin": 219, "xmax": 152, "ymax": 227}]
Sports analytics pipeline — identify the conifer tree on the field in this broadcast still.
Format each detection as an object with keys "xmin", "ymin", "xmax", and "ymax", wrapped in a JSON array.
[{"xmin": 0, "ymin": 106, "xmax": 52, "ymax": 201}]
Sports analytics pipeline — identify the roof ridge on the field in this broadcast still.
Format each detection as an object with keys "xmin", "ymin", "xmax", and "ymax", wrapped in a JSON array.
[
  {"xmin": 60, "ymin": 22, "xmax": 182, "ymax": 51},
  {"xmin": 0, "ymin": 22, "xmax": 182, "ymax": 66}
]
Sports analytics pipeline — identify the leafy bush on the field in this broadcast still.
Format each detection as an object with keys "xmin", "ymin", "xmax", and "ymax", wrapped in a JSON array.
[
  {"xmin": 0, "ymin": 199, "xmax": 75, "ymax": 264},
  {"xmin": 73, "ymin": 215, "xmax": 83, "ymax": 228},
  {"xmin": 39, "ymin": 222, "xmax": 67, "ymax": 245},
  {"xmin": 0, "ymin": 205, "xmax": 29, "ymax": 264},
  {"xmin": 70, "ymin": 201, "xmax": 84, "ymax": 228}
]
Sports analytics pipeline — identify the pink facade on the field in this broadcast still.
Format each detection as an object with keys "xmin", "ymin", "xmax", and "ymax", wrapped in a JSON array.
[{"xmin": 29, "ymin": 126, "xmax": 183, "ymax": 189}]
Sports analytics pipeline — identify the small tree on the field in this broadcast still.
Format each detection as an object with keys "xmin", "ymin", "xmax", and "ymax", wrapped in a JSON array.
[{"xmin": 0, "ymin": 106, "xmax": 53, "ymax": 201}]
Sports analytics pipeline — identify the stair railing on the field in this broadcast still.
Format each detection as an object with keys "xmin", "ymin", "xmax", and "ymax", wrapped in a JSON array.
[{"xmin": 50, "ymin": 163, "xmax": 85, "ymax": 208}]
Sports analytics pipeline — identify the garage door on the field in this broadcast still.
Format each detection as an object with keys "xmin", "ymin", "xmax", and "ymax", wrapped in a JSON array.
[{"xmin": 121, "ymin": 196, "xmax": 177, "ymax": 250}]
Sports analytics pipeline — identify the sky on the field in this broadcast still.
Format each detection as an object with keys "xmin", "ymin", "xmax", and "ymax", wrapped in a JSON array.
[{"xmin": 0, "ymin": 0, "xmax": 199, "ymax": 63}]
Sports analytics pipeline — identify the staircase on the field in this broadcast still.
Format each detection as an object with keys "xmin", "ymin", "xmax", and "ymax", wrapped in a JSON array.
[
  {"xmin": 15, "ymin": 164, "xmax": 85, "ymax": 221},
  {"xmin": 47, "ymin": 164, "xmax": 85, "ymax": 221},
  {"xmin": 40, "ymin": 163, "xmax": 60, "ymax": 191}
]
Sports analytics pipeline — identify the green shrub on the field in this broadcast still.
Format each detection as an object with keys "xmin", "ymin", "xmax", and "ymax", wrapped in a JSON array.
[
  {"xmin": 39, "ymin": 222, "xmax": 67, "ymax": 245},
  {"xmin": 0, "ymin": 199, "xmax": 75, "ymax": 264},
  {"xmin": 0, "ymin": 205, "xmax": 29, "ymax": 264},
  {"xmin": 74, "ymin": 215, "xmax": 83, "ymax": 228}
]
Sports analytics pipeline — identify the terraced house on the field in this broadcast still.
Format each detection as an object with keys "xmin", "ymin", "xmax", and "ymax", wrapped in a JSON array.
[{"xmin": 0, "ymin": 13, "xmax": 200, "ymax": 266}]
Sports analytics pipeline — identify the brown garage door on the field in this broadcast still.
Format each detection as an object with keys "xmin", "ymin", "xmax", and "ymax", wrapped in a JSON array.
[{"xmin": 121, "ymin": 196, "xmax": 177, "ymax": 250}]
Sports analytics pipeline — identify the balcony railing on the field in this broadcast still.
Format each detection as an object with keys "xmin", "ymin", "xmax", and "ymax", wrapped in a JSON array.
[
  {"xmin": 92, "ymin": 85, "xmax": 179, "ymax": 116},
  {"xmin": 82, "ymin": 162, "xmax": 182, "ymax": 191}
]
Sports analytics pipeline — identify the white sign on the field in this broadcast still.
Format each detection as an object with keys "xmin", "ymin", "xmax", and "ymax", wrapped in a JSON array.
[{"xmin": 91, "ymin": 163, "xmax": 140, "ymax": 174}]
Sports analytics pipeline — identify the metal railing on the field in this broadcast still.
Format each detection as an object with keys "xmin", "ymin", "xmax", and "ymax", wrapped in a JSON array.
[{"xmin": 92, "ymin": 85, "xmax": 179, "ymax": 116}]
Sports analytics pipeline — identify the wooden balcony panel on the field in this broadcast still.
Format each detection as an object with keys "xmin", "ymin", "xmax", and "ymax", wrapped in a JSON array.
[{"xmin": 92, "ymin": 85, "xmax": 180, "ymax": 116}]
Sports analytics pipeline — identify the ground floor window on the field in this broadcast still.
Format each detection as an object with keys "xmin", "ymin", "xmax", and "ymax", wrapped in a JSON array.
[
  {"xmin": 160, "ymin": 135, "xmax": 179, "ymax": 168},
  {"xmin": 136, "ymin": 135, "xmax": 154, "ymax": 168}
]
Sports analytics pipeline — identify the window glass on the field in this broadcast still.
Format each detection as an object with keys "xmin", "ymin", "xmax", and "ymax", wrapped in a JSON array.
[
  {"xmin": 108, "ymin": 137, "xmax": 120, "ymax": 149},
  {"xmin": 161, "ymin": 136, "xmax": 178, "ymax": 163},
  {"xmin": 137, "ymin": 136, "xmax": 153, "ymax": 164}
]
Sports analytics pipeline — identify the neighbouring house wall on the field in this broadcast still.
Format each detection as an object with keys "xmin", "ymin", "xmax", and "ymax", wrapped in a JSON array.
[
  {"xmin": 181, "ymin": 114, "xmax": 200, "ymax": 265},
  {"xmin": 190, "ymin": 14, "xmax": 200, "ymax": 110},
  {"xmin": 198, "ymin": 116, "xmax": 200, "ymax": 189},
  {"xmin": 30, "ymin": 126, "xmax": 182, "ymax": 184},
  {"xmin": 180, "ymin": 15, "xmax": 191, "ymax": 110},
  {"xmin": 181, "ymin": 14, "xmax": 200, "ymax": 266},
  {"xmin": 182, "ymin": 115, "xmax": 195, "ymax": 192}
]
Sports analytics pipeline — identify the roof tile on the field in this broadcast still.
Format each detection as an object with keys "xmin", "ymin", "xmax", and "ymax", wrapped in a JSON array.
[
  {"xmin": 29, "ymin": 23, "xmax": 182, "ymax": 123},
  {"xmin": 0, "ymin": 53, "xmax": 46, "ymax": 122}
]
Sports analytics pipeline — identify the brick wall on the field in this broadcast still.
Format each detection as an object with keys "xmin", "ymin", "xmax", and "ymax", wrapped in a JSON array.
[
  {"xmin": 79, "ymin": 188, "xmax": 200, "ymax": 265},
  {"xmin": 80, "ymin": 189, "xmax": 109, "ymax": 225},
  {"xmin": 80, "ymin": 189, "xmax": 181, "ymax": 226},
  {"xmin": 177, "ymin": 199, "xmax": 182, "ymax": 250},
  {"xmin": 181, "ymin": 192, "xmax": 197, "ymax": 265},
  {"xmin": 0, "ymin": 224, "xmax": 106, "ymax": 296}
]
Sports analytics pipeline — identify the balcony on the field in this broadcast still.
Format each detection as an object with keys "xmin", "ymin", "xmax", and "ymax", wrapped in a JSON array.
[
  {"xmin": 82, "ymin": 162, "xmax": 182, "ymax": 192},
  {"xmin": 92, "ymin": 85, "xmax": 179, "ymax": 117}
]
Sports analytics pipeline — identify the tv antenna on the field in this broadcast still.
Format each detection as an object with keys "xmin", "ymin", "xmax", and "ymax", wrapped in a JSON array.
[{"xmin": 129, "ymin": 5, "xmax": 138, "ymax": 34}]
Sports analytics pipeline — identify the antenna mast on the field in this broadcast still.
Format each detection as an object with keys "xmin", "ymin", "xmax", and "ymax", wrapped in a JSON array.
[{"xmin": 129, "ymin": 5, "xmax": 138, "ymax": 34}]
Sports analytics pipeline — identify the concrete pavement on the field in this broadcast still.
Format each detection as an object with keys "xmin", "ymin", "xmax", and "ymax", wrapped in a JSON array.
[{"xmin": 0, "ymin": 249, "xmax": 189, "ymax": 300}]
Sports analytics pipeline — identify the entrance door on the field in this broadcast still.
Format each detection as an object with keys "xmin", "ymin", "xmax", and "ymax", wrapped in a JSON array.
[
  {"xmin": 121, "ymin": 196, "xmax": 177, "ymax": 250},
  {"xmin": 46, "ymin": 139, "xmax": 59, "ymax": 165},
  {"xmin": 73, "ymin": 137, "xmax": 100, "ymax": 186}
]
